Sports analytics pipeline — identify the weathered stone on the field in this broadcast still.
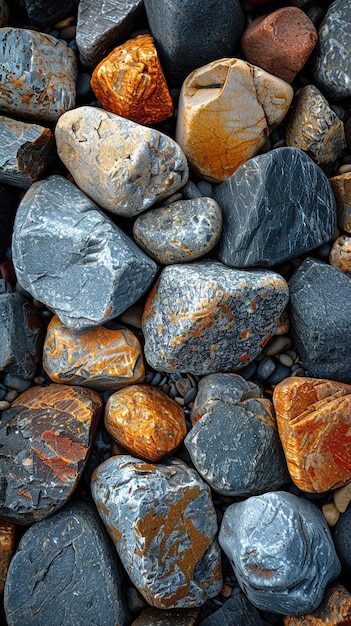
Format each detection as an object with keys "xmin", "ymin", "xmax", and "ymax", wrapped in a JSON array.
[
  {"xmin": 0, "ymin": 384, "xmax": 102, "ymax": 524},
  {"xmin": 0, "ymin": 28, "xmax": 77, "ymax": 122},
  {"xmin": 176, "ymin": 59, "xmax": 293, "ymax": 183},
  {"xmin": 334, "ymin": 481, "xmax": 351, "ymax": 513},
  {"xmin": 105, "ymin": 384, "xmax": 187, "ymax": 461},
  {"xmin": 91, "ymin": 455, "xmax": 222, "ymax": 609},
  {"xmin": 0, "ymin": 115, "xmax": 55, "ymax": 189},
  {"xmin": 0, "ymin": 0, "xmax": 9, "ymax": 26},
  {"xmin": 12, "ymin": 176, "xmax": 157, "ymax": 331},
  {"xmin": 131, "ymin": 607, "xmax": 200, "ymax": 625},
  {"xmin": 329, "ymin": 235, "xmax": 351, "ymax": 274},
  {"xmin": 0, "ymin": 520, "xmax": 15, "ymax": 593},
  {"xmin": 213, "ymin": 148, "xmax": 336, "ymax": 268},
  {"xmin": 133, "ymin": 197, "xmax": 222, "ymax": 264},
  {"xmin": 329, "ymin": 172, "xmax": 351, "ymax": 233},
  {"xmin": 0, "ymin": 185, "xmax": 17, "ymax": 259},
  {"xmin": 288, "ymin": 257, "xmax": 351, "ymax": 382},
  {"xmin": 322, "ymin": 502, "xmax": 340, "ymax": 528},
  {"xmin": 76, "ymin": 0, "xmax": 144, "ymax": 68},
  {"xmin": 91, "ymin": 34, "xmax": 174, "ymax": 125},
  {"xmin": 142, "ymin": 260, "xmax": 289, "ymax": 375},
  {"xmin": 4, "ymin": 501, "xmax": 130, "ymax": 626},
  {"xmin": 219, "ymin": 491, "xmax": 341, "ymax": 615},
  {"xmin": 333, "ymin": 503, "xmax": 351, "ymax": 573},
  {"xmin": 285, "ymin": 85, "xmax": 346, "ymax": 164},
  {"xmin": 198, "ymin": 587, "xmax": 270, "ymax": 626},
  {"xmin": 283, "ymin": 584, "xmax": 351, "ymax": 626},
  {"xmin": 22, "ymin": 0, "xmax": 79, "ymax": 26},
  {"xmin": 55, "ymin": 106, "xmax": 188, "ymax": 217}
]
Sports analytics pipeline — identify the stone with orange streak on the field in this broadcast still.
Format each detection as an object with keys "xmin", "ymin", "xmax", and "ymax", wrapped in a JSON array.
[
  {"xmin": 175, "ymin": 58, "xmax": 293, "ymax": 183},
  {"xmin": 0, "ymin": 520, "xmax": 15, "ymax": 592},
  {"xmin": 43, "ymin": 314, "xmax": 145, "ymax": 390},
  {"xmin": 273, "ymin": 377, "xmax": 351, "ymax": 493},
  {"xmin": 104, "ymin": 384, "xmax": 186, "ymax": 462},
  {"xmin": 329, "ymin": 171, "xmax": 351, "ymax": 233},
  {"xmin": 91, "ymin": 34, "xmax": 173, "ymax": 125},
  {"xmin": 0, "ymin": 384, "xmax": 102, "ymax": 524},
  {"xmin": 329, "ymin": 235, "xmax": 351, "ymax": 274},
  {"xmin": 283, "ymin": 583, "xmax": 351, "ymax": 626}
]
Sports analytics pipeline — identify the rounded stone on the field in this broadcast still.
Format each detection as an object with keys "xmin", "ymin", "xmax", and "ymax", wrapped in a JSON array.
[{"xmin": 329, "ymin": 235, "xmax": 351, "ymax": 274}]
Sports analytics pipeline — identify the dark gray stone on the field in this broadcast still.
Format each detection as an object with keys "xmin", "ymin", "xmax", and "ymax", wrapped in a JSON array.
[
  {"xmin": 144, "ymin": 0, "xmax": 245, "ymax": 86},
  {"xmin": 12, "ymin": 176, "xmax": 158, "ymax": 331},
  {"xmin": 0, "ymin": 184, "xmax": 17, "ymax": 259},
  {"xmin": 289, "ymin": 257, "xmax": 351, "ymax": 383},
  {"xmin": 333, "ymin": 503, "xmax": 351, "ymax": 573},
  {"xmin": 0, "ymin": 0, "xmax": 9, "ymax": 26},
  {"xmin": 4, "ymin": 501, "xmax": 130, "ymax": 626},
  {"xmin": 213, "ymin": 147, "xmax": 336, "ymax": 268},
  {"xmin": 22, "ymin": 0, "xmax": 79, "ymax": 25},
  {"xmin": 199, "ymin": 587, "xmax": 269, "ymax": 626},
  {"xmin": 219, "ymin": 491, "xmax": 341, "ymax": 615}
]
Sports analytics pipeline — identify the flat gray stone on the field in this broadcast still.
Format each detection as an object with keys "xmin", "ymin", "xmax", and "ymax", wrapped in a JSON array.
[
  {"xmin": 12, "ymin": 176, "xmax": 158, "ymax": 331},
  {"xmin": 22, "ymin": 0, "xmax": 79, "ymax": 25}
]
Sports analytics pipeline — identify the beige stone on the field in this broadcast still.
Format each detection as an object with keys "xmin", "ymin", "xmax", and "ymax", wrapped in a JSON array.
[
  {"xmin": 322, "ymin": 502, "xmax": 340, "ymax": 527},
  {"xmin": 175, "ymin": 58, "xmax": 293, "ymax": 183},
  {"xmin": 334, "ymin": 481, "xmax": 351, "ymax": 513}
]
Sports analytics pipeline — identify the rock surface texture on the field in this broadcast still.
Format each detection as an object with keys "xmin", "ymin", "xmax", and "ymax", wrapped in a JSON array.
[
  {"xmin": 329, "ymin": 171, "xmax": 351, "ymax": 233},
  {"xmin": 283, "ymin": 583, "xmax": 351, "ymax": 626}
]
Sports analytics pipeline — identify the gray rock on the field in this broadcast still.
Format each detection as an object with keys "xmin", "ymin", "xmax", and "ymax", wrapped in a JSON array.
[
  {"xmin": 0, "ymin": 28, "xmax": 77, "ymax": 122},
  {"xmin": 4, "ymin": 501, "xmax": 130, "ymax": 626},
  {"xmin": 198, "ymin": 587, "xmax": 270, "ymax": 626},
  {"xmin": 333, "ymin": 503, "xmax": 351, "ymax": 573},
  {"xmin": 142, "ymin": 260, "xmax": 289, "ymax": 375},
  {"xmin": 0, "ymin": 0, "xmax": 9, "ymax": 26},
  {"xmin": 0, "ymin": 184, "xmax": 17, "ymax": 259},
  {"xmin": 289, "ymin": 257, "xmax": 351, "ymax": 383},
  {"xmin": 213, "ymin": 147, "xmax": 336, "ymax": 268},
  {"xmin": 12, "ymin": 176, "xmax": 158, "ymax": 331},
  {"xmin": 22, "ymin": 0, "xmax": 79, "ymax": 25},
  {"xmin": 219, "ymin": 491, "xmax": 341, "ymax": 615},
  {"xmin": 91, "ymin": 455, "xmax": 222, "ymax": 609},
  {"xmin": 133, "ymin": 197, "xmax": 222, "ymax": 264}
]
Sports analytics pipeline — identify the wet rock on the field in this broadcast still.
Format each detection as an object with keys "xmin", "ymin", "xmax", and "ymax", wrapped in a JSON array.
[
  {"xmin": 329, "ymin": 171, "xmax": 351, "ymax": 233},
  {"xmin": 329, "ymin": 235, "xmax": 351, "ymax": 274},
  {"xmin": 283, "ymin": 583, "xmax": 351, "ymax": 626},
  {"xmin": 0, "ymin": 520, "xmax": 15, "ymax": 593},
  {"xmin": 22, "ymin": 0, "xmax": 79, "ymax": 26},
  {"xmin": 198, "ymin": 587, "xmax": 270, "ymax": 626},
  {"xmin": 0, "ymin": 185, "xmax": 18, "ymax": 259}
]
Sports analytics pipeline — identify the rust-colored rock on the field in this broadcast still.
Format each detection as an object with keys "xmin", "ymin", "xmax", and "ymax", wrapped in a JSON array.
[
  {"xmin": 0, "ymin": 520, "xmax": 15, "ymax": 592},
  {"xmin": 273, "ymin": 377, "xmax": 351, "ymax": 493},
  {"xmin": 329, "ymin": 172, "xmax": 351, "ymax": 233},
  {"xmin": 241, "ymin": 7, "xmax": 317, "ymax": 83},
  {"xmin": 105, "ymin": 384, "xmax": 187, "ymax": 462},
  {"xmin": 43, "ymin": 314, "xmax": 145, "ymax": 390},
  {"xmin": 91, "ymin": 34, "xmax": 173, "ymax": 125},
  {"xmin": 283, "ymin": 583, "xmax": 351, "ymax": 625},
  {"xmin": 329, "ymin": 235, "xmax": 351, "ymax": 274}
]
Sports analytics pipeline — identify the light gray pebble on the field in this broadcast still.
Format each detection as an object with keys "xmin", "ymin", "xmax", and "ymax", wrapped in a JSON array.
[
  {"xmin": 0, "ymin": 400, "xmax": 10, "ymax": 411},
  {"xmin": 277, "ymin": 353, "xmax": 294, "ymax": 368},
  {"xmin": 263, "ymin": 334, "xmax": 293, "ymax": 356}
]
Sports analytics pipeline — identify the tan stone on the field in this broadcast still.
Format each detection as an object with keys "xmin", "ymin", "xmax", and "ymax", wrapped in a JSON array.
[
  {"xmin": 322, "ymin": 502, "xmax": 340, "ymax": 527},
  {"xmin": 329, "ymin": 172, "xmax": 351, "ymax": 233},
  {"xmin": 334, "ymin": 481, "xmax": 351, "ymax": 513},
  {"xmin": 175, "ymin": 58, "xmax": 293, "ymax": 183},
  {"xmin": 329, "ymin": 235, "xmax": 351, "ymax": 274},
  {"xmin": 283, "ymin": 583, "xmax": 351, "ymax": 625}
]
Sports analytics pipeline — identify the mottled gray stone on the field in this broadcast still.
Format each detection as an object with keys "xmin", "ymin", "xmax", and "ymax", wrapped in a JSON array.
[
  {"xmin": 288, "ymin": 257, "xmax": 351, "ymax": 383},
  {"xmin": 0, "ymin": 184, "xmax": 17, "ymax": 259},
  {"xmin": 219, "ymin": 491, "xmax": 341, "ymax": 615},
  {"xmin": 76, "ymin": 0, "xmax": 144, "ymax": 68},
  {"xmin": 0, "ymin": 0, "xmax": 9, "ymax": 26},
  {"xmin": 133, "ymin": 197, "xmax": 222, "ymax": 264},
  {"xmin": 22, "ymin": 0, "xmax": 79, "ymax": 25},
  {"xmin": 12, "ymin": 176, "xmax": 158, "ymax": 331},
  {"xmin": 91, "ymin": 455, "xmax": 222, "ymax": 609},
  {"xmin": 198, "ymin": 587, "xmax": 270, "ymax": 626},
  {"xmin": 0, "ymin": 115, "xmax": 55, "ymax": 189},
  {"xmin": 312, "ymin": 0, "xmax": 351, "ymax": 100},
  {"xmin": 142, "ymin": 260, "xmax": 289, "ymax": 375},
  {"xmin": 4, "ymin": 501, "xmax": 130, "ymax": 626},
  {"xmin": 0, "ymin": 28, "xmax": 77, "ymax": 122},
  {"xmin": 55, "ymin": 106, "xmax": 189, "ymax": 217},
  {"xmin": 213, "ymin": 147, "xmax": 336, "ymax": 268}
]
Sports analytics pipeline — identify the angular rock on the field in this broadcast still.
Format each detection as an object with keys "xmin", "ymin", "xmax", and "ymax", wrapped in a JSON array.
[
  {"xmin": 55, "ymin": 106, "xmax": 188, "ymax": 217},
  {"xmin": 0, "ymin": 115, "xmax": 55, "ymax": 189},
  {"xmin": 91, "ymin": 34, "xmax": 174, "ymax": 125},
  {"xmin": 0, "ymin": 384, "xmax": 102, "ymax": 524},
  {"xmin": 12, "ymin": 176, "xmax": 157, "ymax": 331},
  {"xmin": 0, "ymin": 0, "xmax": 9, "ymax": 26},
  {"xmin": 132, "ymin": 608, "xmax": 200, "ymax": 625},
  {"xmin": 199, "ymin": 587, "xmax": 270, "ymax": 626},
  {"xmin": 176, "ymin": 59, "xmax": 293, "ymax": 183},
  {"xmin": 0, "ymin": 28, "xmax": 77, "ymax": 122},
  {"xmin": 329, "ymin": 235, "xmax": 351, "ymax": 274},
  {"xmin": 219, "ymin": 491, "xmax": 341, "ymax": 615},
  {"xmin": 288, "ymin": 257, "xmax": 351, "ymax": 382},
  {"xmin": 0, "ymin": 520, "xmax": 15, "ymax": 593},
  {"xmin": 213, "ymin": 148, "xmax": 337, "ymax": 268},
  {"xmin": 91, "ymin": 455, "xmax": 222, "ymax": 609},
  {"xmin": 4, "ymin": 501, "xmax": 130, "ymax": 626},
  {"xmin": 105, "ymin": 384, "xmax": 187, "ymax": 462},
  {"xmin": 329, "ymin": 171, "xmax": 351, "ymax": 233},
  {"xmin": 283, "ymin": 583, "xmax": 351, "ymax": 626},
  {"xmin": 22, "ymin": 0, "xmax": 79, "ymax": 26},
  {"xmin": 133, "ymin": 197, "xmax": 222, "ymax": 264},
  {"xmin": 0, "ymin": 185, "xmax": 18, "ymax": 260},
  {"xmin": 333, "ymin": 503, "xmax": 351, "ymax": 573}
]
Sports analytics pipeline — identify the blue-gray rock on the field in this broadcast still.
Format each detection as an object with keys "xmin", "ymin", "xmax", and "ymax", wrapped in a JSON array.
[
  {"xmin": 4, "ymin": 501, "xmax": 130, "ymax": 626},
  {"xmin": 0, "ymin": 28, "xmax": 77, "ymax": 122},
  {"xmin": 333, "ymin": 503, "xmax": 351, "ymax": 573},
  {"xmin": 219, "ymin": 491, "xmax": 341, "ymax": 615},
  {"xmin": 142, "ymin": 260, "xmax": 289, "ymax": 375},
  {"xmin": 213, "ymin": 147, "xmax": 336, "ymax": 268},
  {"xmin": 0, "ymin": 184, "xmax": 17, "ymax": 259},
  {"xmin": 288, "ymin": 257, "xmax": 351, "ymax": 383},
  {"xmin": 91, "ymin": 455, "xmax": 222, "ymax": 609},
  {"xmin": 144, "ymin": 0, "xmax": 245, "ymax": 85},
  {"xmin": 198, "ymin": 587, "xmax": 270, "ymax": 626},
  {"xmin": 133, "ymin": 197, "xmax": 222, "ymax": 264},
  {"xmin": 11, "ymin": 176, "xmax": 158, "ymax": 331},
  {"xmin": 22, "ymin": 0, "xmax": 79, "ymax": 25}
]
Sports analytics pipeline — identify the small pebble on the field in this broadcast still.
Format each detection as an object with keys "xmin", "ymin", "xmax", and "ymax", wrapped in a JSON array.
[
  {"xmin": 257, "ymin": 356, "xmax": 276, "ymax": 380},
  {"xmin": 3, "ymin": 390, "xmax": 18, "ymax": 403},
  {"xmin": 334, "ymin": 481, "xmax": 351, "ymax": 513},
  {"xmin": 264, "ymin": 334, "xmax": 293, "ymax": 356},
  {"xmin": 267, "ymin": 363, "xmax": 291, "ymax": 385},
  {"xmin": 2, "ymin": 374, "xmax": 32, "ymax": 392},
  {"xmin": 183, "ymin": 387, "xmax": 197, "ymax": 406},
  {"xmin": 175, "ymin": 377, "xmax": 192, "ymax": 397},
  {"xmin": 322, "ymin": 502, "xmax": 341, "ymax": 527},
  {"xmin": 0, "ymin": 400, "xmax": 10, "ymax": 411},
  {"xmin": 181, "ymin": 181, "xmax": 202, "ymax": 199},
  {"xmin": 277, "ymin": 353, "xmax": 294, "ymax": 368}
]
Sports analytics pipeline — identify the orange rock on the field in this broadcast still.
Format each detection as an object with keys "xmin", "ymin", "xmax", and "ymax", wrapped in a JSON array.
[
  {"xmin": 105, "ymin": 384, "xmax": 187, "ymax": 462},
  {"xmin": 329, "ymin": 172, "xmax": 351, "ymax": 233},
  {"xmin": 329, "ymin": 235, "xmax": 351, "ymax": 274},
  {"xmin": 91, "ymin": 34, "xmax": 174, "ymax": 125},
  {"xmin": 0, "ymin": 520, "xmax": 15, "ymax": 592},
  {"xmin": 283, "ymin": 583, "xmax": 351, "ymax": 625},
  {"xmin": 273, "ymin": 377, "xmax": 351, "ymax": 493}
]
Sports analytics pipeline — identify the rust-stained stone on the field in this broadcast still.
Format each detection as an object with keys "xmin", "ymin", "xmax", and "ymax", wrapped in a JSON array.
[
  {"xmin": 329, "ymin": 235, "xmax": 351, "ymax": 275},
  {"xmin": 43, "ymin": 315, "xmax": 145, "ymax": 390},
  {"xmin": 105, "ymin": 384, "xmax": 186, "ymax": 462},
  {"xmin": 131, "ymin": 607, "xmax": 200, "ymax": 625},
  {"xmin": 273, "ymin": 377, "xmax": 351, "ymax": 493},
  {"xmin": 0, "ymin": 520, "xmax": 15, "ymax": 592},
  {"xmin": 329, "ymin": 172, "xmax": 351, "ymax": 233},
  {"xmin": 91, "ymin": 34, "xmax": 174, "ymax": 125},
  {"xmin": 0, "ymin": 384, "xmax": 102, "ymax": 524},
  {"xmin": 283, "ymin": 583, "xmax": 351, "ymax": 626}
]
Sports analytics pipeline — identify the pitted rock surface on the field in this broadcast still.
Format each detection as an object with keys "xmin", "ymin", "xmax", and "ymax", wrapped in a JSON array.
[
  {"xmin": 12, "ymin": 176, "xmax": 157, "ymax": 331},
  {"xmin": 142, "ymin": 260, "xmax": 289, "ymax": 375},
  {"xmin": 219, "ymin": 491, "xmax": 341, "ymax": 615},
  {"xmin": 22, "ymin": 0, "xmax": 79, "ymax": 26},
  {"xmin": 91, "ymin": 455, "xmax": 222, "ymax": 609},
  {"xmin": 55, "ymin": 106, "xmax": 189, "ymax": 217}
]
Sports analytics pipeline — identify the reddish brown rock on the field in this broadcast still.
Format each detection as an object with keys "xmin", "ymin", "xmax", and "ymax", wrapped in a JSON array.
[
  {"xmin": 329, "ymin": 172, "xmax": 351, "ymax": 233},
  {"xmin": 0, "ymin": 520, "xmax": 15, "ymax": 592},
  {"xmin": 329, "ymin": 235, "xmax": 351, "ymax": 275},
  {"xmin": 273, "ymin": 377, "xmax": 351, "ymax": 493},
  {"xmin": 241, "ymin": 7, "xmax": 317, "ymax": 83},
  {"xmin": 91, "ymin": 34, "xmax": 173, "ymax": 125},
  {"xmin": 283, "ymin": 583, "xmax": 351, "ymax": 625},
  {"xmin": 105, "ymin": 384, "xmax": 187, "ymax": 462}
]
